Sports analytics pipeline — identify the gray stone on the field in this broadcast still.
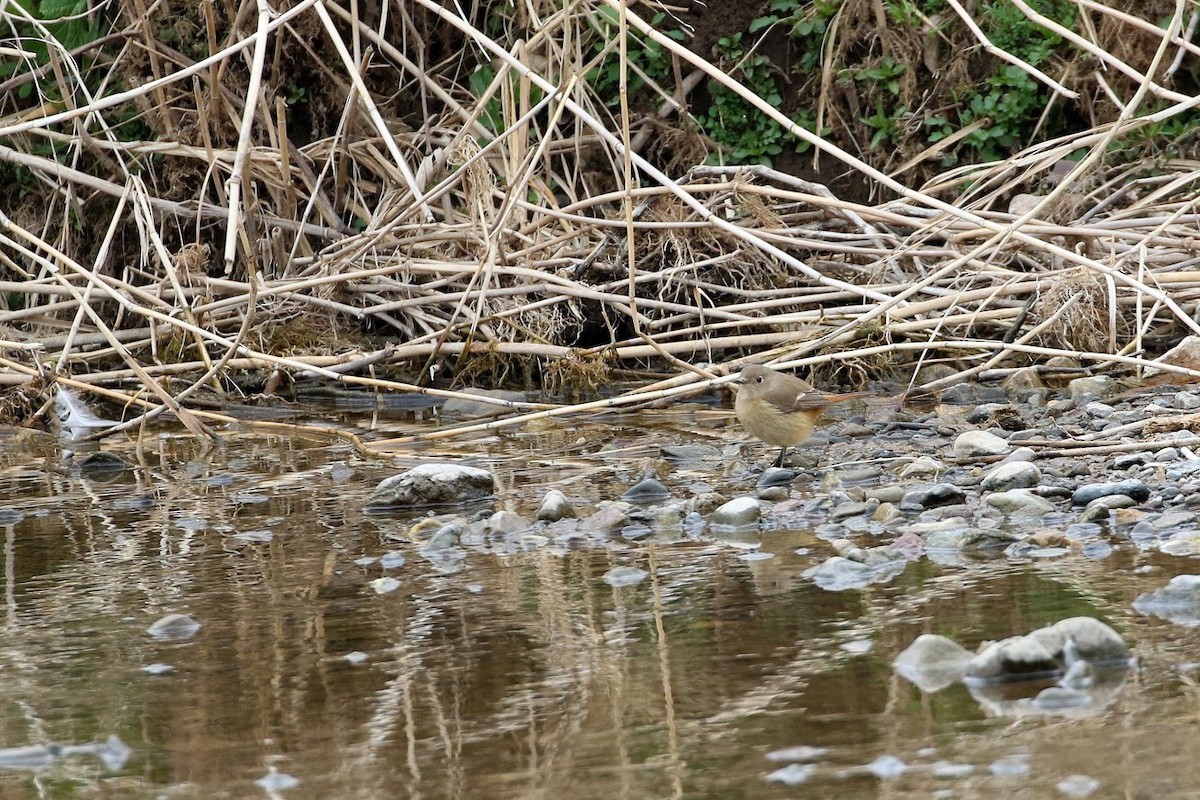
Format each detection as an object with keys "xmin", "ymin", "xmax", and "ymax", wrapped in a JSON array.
[
  {"xmin": 536, "ymin": 489, "xmax": 576, "ymax": 522},
  {"xmin": 1000, "ymin": 446, "xmax": 1037, "ymax": 464},
  {"xmin": 1025, "ymin": 616, "xmax": 1128, "ymax": 666},
  {"xmin": 985, "ymin": 489, "xmax": 1054, "ymax": 516},
  {"xmin": 709, "ymin": 497, "xmax": 761, "ymax": 528},
  {"xmin": 953, "ymin": 430, "xmax": 1010, "ymax": 457},
  {"xmin": 966, "ymin": 635, "xmax": 1059, "ymax": 682},
  {"xmin": 894, "ymin": 634, "xmax": 972, "ymax": 692},
  {"xmin": 688, "ymin": 491, "xmax": 727, "ymax": 516},
  {"xmin": 585, "ymin": 504, "xmax": 630, "ymax": 534},
  {"xmin": 981, "ymin": 461, "xmax": 1041, "ymax": 491},
  {"xmin": 830, "ymin": 500, "xmax": 879, "ymax": 521},
  {"xmin": 1071, "ymin": 479, "xmax": 1149, "ymax": 505},
  {"xmin": 621, "ymin": 478, "xmax": 671, "ymax": 504},
  {"xmin": 660, "ymin": 444, "xmax": 721, "ymax": 463},
  {"xmin": 1133, "ymin": 575, "xmax": 1200, "ymax": 624},
  {"xmin": 440, "ymin": 388, "xmax": 526, "ymax": 418},
  {"xmin": 147, "ymin": 613, "xmax": 201, "ymax": 641},
  {"xmin": 1175, "ymin": 391, "xmax": 1200, "ymax": 410},
  {"xmin": 803, "ymin": 556, "xmax": 905, "ymax": 591},
  {"xmin": 1003, "ymin": 367, "xmax": 1045, "ymax": 394},
  {"xmin": 1067, "ymin": 375, "xmax": 1118, "ymax": 401},
  {"xmin": 1078, "ymin": 494, "xmax": 1137, "ymax": 522},
  {"xmin": 487, "ymin": 510, "xmax": 530, "ymax": 535},
  {"xmin": 756, "ymin": 468, "xmax": 798, "ymax": 489},
  {"xmin": 1083, "ymin": 401, "xmax": 1115, "ymax": 418},
  {"xmin": 365, "ymin": 464, "xmax": 495, "ymax": 509},
  {"xmin": 900, "ymin": 483, "xmax": 966, "ymax": 511},
  {"xmin": 603, "ymin": 566, "xmax": 649, "ymax": 587}
]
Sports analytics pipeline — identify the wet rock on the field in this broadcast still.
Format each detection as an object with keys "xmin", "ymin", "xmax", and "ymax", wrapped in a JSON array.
[
  {"xmin": 830, "ymin": 500, "xmax": 878, "ymax": 521},
  {"xmin": 147, "ymin": 613, "xmax": 200, "ymax": 641},
  {"xmin": 872, "ymin": 502, "xmax": 901, "ymax": 523},
  {"xmin": 710, "ymin": 497, "xmax": 761, "ymax": 528},
  {"xmin": 899, "ymin": 483, "xmax": 966, "ymax": 511},
  {"xmin": 1067, "ymin": 375, "xmax": 1118, "ymax": 401},
  {"xmin": 440, "ymin": 388, "xmax": 526, "ymax": 418},
  {"xmin": 365, "ymin": 464, "xmax": 495, "ymax": 510},
  {"xmin": 1027, "ymin": 617, "xmax": 1129, "ymax": 666},
  {"xmin": 371, "ymin": 577, "xmax": 401, "ymax": 594},
  {"xmin": 765, "ymin": 764, "xmax": 813, "ymax": 786},
  {"xmin": 803, "ymin": 555, "xmax": 906, "ymax": 591},
  {"xmin": 965, "ymin": 635, "xmax": 1058, "ymax": 682},
  {"xmin": 1133, "ymin": 575, "xmax": 1200, "ymax": 624},
  {"xmin": 756, "ymin": 468, "xmax": 797, "ymax": 489},
  {"xmin": 75, "ymin": 451, "xmax": 131, "ymax": 474},
  {"xmin": 620, "ymin": 477, "xmax": 671, "ymax": 504},
  {"xmin": 0, "ymin": 507, "xmax": 24, "ymax": 525},
  {"xmin": 966, "ymin": 617, "xmax": 1129, "ymax": 683},
  {"xmin": 941, "ymin": 384, "xmax": 1008, "ymax": 405},
  {"xmin": 1146, "ymin": 334, "xmax": 1200, "ymax": 378},
  {"xmin": 1078, "ymin": 494, "xmax": 1137, "ymax": 522},
  {"xmin": 894, "ymin": 634, "xmax": 972, "ymax": 692},
  {"xmin": 766, "ymin": 745, "xmax": 828, "ymax": 763},
  {"xmin": 980, "ymin": 461, "xmax": 1041, "ymax": 491},
  {"xmin": 585, "ymin": 503, "xmax": 630, "ymax": 534},
  {"xmin": 660, "ymin": 444, "xmax": 721, "ymax": 463},
  {"xmin": 985, "ymin": 488, "xmax": 1054, "ymax": 516},
  {"xmin": 688, "ymin": 491, "xmax": 727, "ymax": 516},
  {"xmin": 1161, "ymin": 530, "xmax": 1200, "ymax": 556},
  {"xmin": 898, "ymin": 456, "xmax": 946, "ymax": 478},
  {"xmin": 1175, "ymin": 391, "xmax": 1200, "ymax": 410},
  {"xmin": 1056, "ymin": 775, "xmax": 1101, "ymax": 797},
  {"xmin": 1071, "ymin": 479, "xmax": 1149, "ymax": 505},
  {"xmin": 1000, "ymin": 446, "xmax": 1037, "ymax": 464},
  {"xmin": 536, "ymin": 489, "xmax": 576, "ymax": 522},
  {"xmin": 1035, "ymin": 686, "xmax": 1091, "ymax": 711},
  {"xmin": 866, "ymin": 755, "xmax": 906, "ymax": 779},
  {"xmin": 1112, "ymin": 452, "xmax": 1148, "ymax": 470},
  {"xmin": 603, "ymin": 566, "xmax": 648, "ymax": 587},
  {"xmin": 1003, "ymin": 367, "xmax": 1044, "ymax": 394},
  {"xmin": 953, "ymin": 430, "xmax": 1010, "ymax": 457},
  {"xmin": 486, "ymin": 510, "xmax": 529, "ymax": 535}
]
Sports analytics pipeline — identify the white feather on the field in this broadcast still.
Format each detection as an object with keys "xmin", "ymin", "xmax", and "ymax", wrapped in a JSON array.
[{"xmin": 54, "ymin": 388, "xmax": 119, "ymax": 441}]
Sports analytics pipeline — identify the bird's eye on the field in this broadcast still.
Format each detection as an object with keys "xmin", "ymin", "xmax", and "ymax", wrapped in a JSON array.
[{"xmin": 755, "ymin": 376, "xmax": 764, "ymax": 383}]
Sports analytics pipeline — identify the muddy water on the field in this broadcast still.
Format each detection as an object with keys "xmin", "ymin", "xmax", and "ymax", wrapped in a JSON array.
[{"xmin": 1, "ymin": 407, "xmax": 1200, "ymax": 800}]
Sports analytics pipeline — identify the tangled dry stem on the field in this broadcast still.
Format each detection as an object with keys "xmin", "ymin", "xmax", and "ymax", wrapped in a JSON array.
[{"xmin": 2, "ymin": 0, "xmax": 1200, "ymax": 446}]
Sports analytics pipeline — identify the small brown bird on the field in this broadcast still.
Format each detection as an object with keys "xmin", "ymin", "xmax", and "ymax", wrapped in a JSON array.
[{"xmin": 735, "ymin": 364, "xmax": 868, "ymax": 468}]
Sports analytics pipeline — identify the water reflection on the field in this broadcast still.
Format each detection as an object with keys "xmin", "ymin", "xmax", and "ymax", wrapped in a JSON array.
[{"xmin": 0, "ymin": 421, "xmax": 1198, "ymax": 798}]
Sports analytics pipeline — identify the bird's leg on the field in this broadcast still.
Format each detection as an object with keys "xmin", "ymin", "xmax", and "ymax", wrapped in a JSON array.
[{"xmin": 771, "ymin": 447, "xmax": 788, "ymax": 469}]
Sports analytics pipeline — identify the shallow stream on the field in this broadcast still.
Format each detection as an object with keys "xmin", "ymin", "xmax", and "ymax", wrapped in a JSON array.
[{"xmin": 1, "ymin": 396, "xmax": 1198, "ymax": 799}]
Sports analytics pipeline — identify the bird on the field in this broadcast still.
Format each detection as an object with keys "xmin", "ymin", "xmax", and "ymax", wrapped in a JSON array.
[{"xmin": 735, "ymin": 364, "xmax": 868, "ymax": 468}]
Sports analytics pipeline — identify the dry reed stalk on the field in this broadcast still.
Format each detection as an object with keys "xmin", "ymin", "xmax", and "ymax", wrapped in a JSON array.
[{"xmin": 4, "ymin": 0, "xmax": 1200, "ymax": 446}]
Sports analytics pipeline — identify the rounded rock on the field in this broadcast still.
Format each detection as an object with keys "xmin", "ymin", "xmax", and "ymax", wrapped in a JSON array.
[
  {"xmin": 536, "ymin": 489, "xmax": 576, "ymax": 522},
  {"xmin": 147, "ymin": 613, "xmax": 201, "ymax": 642},
  {"xmin": 980, "ymin": 461, "xmax": 1041, "ymax": 491},
  {"xmin": 953, "ymin": 430, "xmax": 1010, "ymax": 457},
  {"xmin": 709, "ymin": 497, "xmax": 761, "ymax": 528},
  {"xmin": 365, "ymin": 464, "xmax": 496, "ymax": 510}
]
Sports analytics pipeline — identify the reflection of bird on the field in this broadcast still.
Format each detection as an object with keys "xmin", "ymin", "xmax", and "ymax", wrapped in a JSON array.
[{"xmin": 735, "ymin": 365, "xmax": 868, "ymax": 468}]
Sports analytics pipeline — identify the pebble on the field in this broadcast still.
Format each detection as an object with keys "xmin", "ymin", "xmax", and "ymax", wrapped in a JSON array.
[
  {"xmin": 893, "ymin": 634, "xmax": 972, "ymax": 692},
  {"xmin": 603, "ymin": 566, "xmax": 648, "ymax": 587},
  {"xmin": 536, "ymin": 489, "xmax": 576, "ymax": 522},
  {"xmin": 980, "ymin": 461, "xmax": 1041, "ymax": 491},
  {"xmin": 365, "ymin": 464, "xmax": 496, "ymax": 510},
  {"xmin": 900, "ymin": 483, "xmax": 966, "ymax": 511},
  {"xmin": 985, "ymin": 489, "xmax": 1054, "ymax": 516},
  {"xmin": 1071, "ymin": 479, "xmax": 1149, "ymax": 505},
  {"xmin": 620, "ymin": 478, "xmax": 671, "ymax": 504},
  {"xmin": 147, "ymin": 613, "xmax": 201, "ymax": 641},
  {"xmin": 1067, "ymin": 375, "xmax": 1118, "ymax": 400},
  {"xmin": 710, "ymin": 497, "xmax": 762, "ymax": 528},
  {"xmin": 953, "ymin": 430, "xmax": 1010, "ymax": 457}
]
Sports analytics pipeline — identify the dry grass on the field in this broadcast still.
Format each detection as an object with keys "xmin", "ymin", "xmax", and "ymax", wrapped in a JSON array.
[{"xmin": 3, "ymin": 0, "xmax": 1200, "ymax": 444}]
